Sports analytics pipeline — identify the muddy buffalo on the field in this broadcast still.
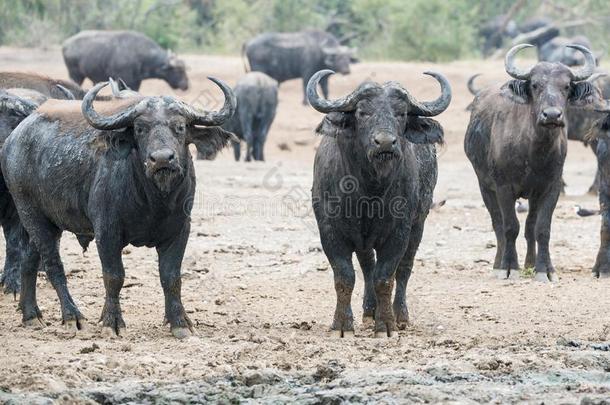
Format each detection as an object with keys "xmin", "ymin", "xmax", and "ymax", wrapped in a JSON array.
[
  {"xmin": 0, "ymin": 89, "xmax": 47, "ymax": 296},
  {"xmin": 590, "ymin": 113, "xmax": 610, "ymax": 278},
  {"xmin": 0, "ymin": 72, "xmax": 82, "ymax": 99},
  {"xmin": 1, "ymin": 78, "xmax": 236, "ymax": 338},
  {"xmin": 465, "ymin": 44, "xmax": 600, "ymax": 282},
  {"xmin": 62, "ymin": 30, "xmax": 189, "ymax": 91},
  {"xmin": 467, "ymin": 71, "xmax": 610, "ymax": 194},
  {"xmin": 243, "ymin": 30, "xmax": 354, "ymax": 104},
  {"xmin": 308, "ymin": 69, "xmax": 451, "ymax": 337},
  {"xmin": 218, "ymin": 72, "xmax": 278, "ymax": 162}
]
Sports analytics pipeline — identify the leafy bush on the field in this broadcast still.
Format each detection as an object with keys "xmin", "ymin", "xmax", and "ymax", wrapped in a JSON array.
[{"xmin": 0, "ymin": 0, "xmax": 609, "ymax": 61}]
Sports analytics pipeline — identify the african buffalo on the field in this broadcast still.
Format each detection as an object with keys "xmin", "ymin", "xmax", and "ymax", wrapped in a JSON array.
[
  {"xmin": 591, "ymin": 113, "xmax": 610, "ymax": 278},
  {"xmin": 1, "ymin": 78, "xmax": 236, "ymax": 338},
  {"xmin": 308, "ymin": 69, "xmax": 451, "ymax": 337},
  {"xmin": 243, "ymin": 30, "xmax": 354, "ymax": 104},
  {"xmin": 479, "ymin": 14, "xmax": 519, "ymax": 56},
  {"xmin": 539, "ymin": 35, "xmax": 602, "ymax": 67},
  {"xmin": 467, "ymin": 72, "xmax": 610, "ymax": 194},
  {"xmin": 0, "ymin": 72, "xmax": 83, "ymax": 99},
  {"xmin": 0, "ymin": 85, "xmax": 78, "ymax": 296},
  {"xmin": 206, "ymin": 72, "xmax": 278, "ymax": 162},
  {"xmin": 0, "ymin": 90, "xmax": 44, "ymax": 296},
  {"xmin": 465, "ymin": 44, "xmax": 599, "ymax": 282},
  {"xmin": 62, "ymin": 30, "xmax": 189, "ymax": 91}
]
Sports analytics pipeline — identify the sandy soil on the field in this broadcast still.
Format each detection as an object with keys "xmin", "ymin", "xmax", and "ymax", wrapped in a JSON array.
[{"xmin": 0, "ymin": 47, "xmax": 609, "ymax": 404}]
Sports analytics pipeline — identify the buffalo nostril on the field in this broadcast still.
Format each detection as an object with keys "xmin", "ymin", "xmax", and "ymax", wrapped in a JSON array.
[
  {"xmin": 149, "ymin": 154, "xmax": 156, "ymax": 163},
  {"xmin": 374, "ymin": 138, "xmax": 381, "ymax": 145},
  {"xmin": 392, "ymin": 138, "xmax": 397, "ymax": 145}
]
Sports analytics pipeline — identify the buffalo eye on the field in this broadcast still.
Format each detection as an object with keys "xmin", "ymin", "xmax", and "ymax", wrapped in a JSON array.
[
  {"xmin": 532, "ymin": 83, "xmax": 539, "ymax": 90},
  {"xmin": 175, "ymin": 123, "xmax": 186, "ymax": 135},
  {"xmin": 135, "ymin": 126, "xmax": 145, "ymax": 136},
  {"xmin": 357, "ymin": 110, "xmax": 371, "ymax": 119}
]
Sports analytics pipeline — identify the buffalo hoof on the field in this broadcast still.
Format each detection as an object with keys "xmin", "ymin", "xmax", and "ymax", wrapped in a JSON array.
[
  {"xmin": 64, "ymin": 318, "xmax": 85, "ymax": 331},
  {"xmin": 331, "ymin": 329, "xmax": 354, "ymax": 338},
  {"xmin": 1, "ymin": 275, "xmax": 20, "ymax": 299},
  {"xmin": 493, "ymin": 269, "xmax": 508, "ymax": 279},
  {"xmin": 101, "ymin": 326, "xmax": 124, "ymax": 338},
  {"xmin": 507, "ymin": 269, "xmax": 520, "ymax": 280},
  {"xmin": 23, "ymin": 317, "xmax": 44, "ymax": 328},
  {"xmin": 171, "ymin": 327, "xmax": 192, "ymax": 339},
  {"xmin": 374, "ymin": 329, "xmax": 394, "ymax": 338},
  {"xmin": 534, "ymin": 272, "xmax": 557, "ymax": 283},
  {"xmin": 362, "ymin": 315, "xmax": 375, "ymax": 329}
]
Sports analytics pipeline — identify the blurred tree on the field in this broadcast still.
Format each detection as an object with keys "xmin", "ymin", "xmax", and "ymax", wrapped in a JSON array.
[{"xmin": 0, "ymin": 0, "xmax": 609, "ymax": 61}]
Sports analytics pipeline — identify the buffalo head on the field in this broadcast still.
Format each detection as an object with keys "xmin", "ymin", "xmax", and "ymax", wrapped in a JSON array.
[
  {"xmin": 322, "ymin": 46, "xmax": 354, "ymax": 75},
  {"xmin": 504, "ymin": 43, "xmax": 598, "ymax": 128},
  {"xmin": 308, "ymin": 70, "xmax": 450, "ymax": 176},
  {"xmin": 159, "ymin": 50, "xmax": 189, "ymax": 91},
  {"xmin": 82, "ymin": 77, "xmax": 237, "ymax": 193},
  {"xmin": 0, "ymin": 90, "xmax": 39, "ymax": 137}
]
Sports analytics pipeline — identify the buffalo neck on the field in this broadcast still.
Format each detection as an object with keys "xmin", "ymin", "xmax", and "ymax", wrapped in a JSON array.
[{"xmin": 529, "ymin": 124, "xmax": 567, "ymax": 167}]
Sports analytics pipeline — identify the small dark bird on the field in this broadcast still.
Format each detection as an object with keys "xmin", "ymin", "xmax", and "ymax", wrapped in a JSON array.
[
  {"xmin": 574, "ymin": 205, "xmax": 600, "ymax": 217},
  {"xmin": 515, "ymin": 200, "xmax": 528, "ymax": 213}
]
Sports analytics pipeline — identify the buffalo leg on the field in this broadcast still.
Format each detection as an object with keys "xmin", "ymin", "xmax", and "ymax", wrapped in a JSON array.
[
  {"xmin": 356, "ymin": 249, "xmax": 375, "ymax": 327},
  {"xmin": 327, "ymin": 253, "xmax": 356, "ymax": 337},
  {"xmin": 532, "ymin": 183, "xmax": 561, "ymax": 282},
  {"xmin": 96, "ymin": 241, "xmax": 126, "ymax": 336},
  {"xmin": 394, "ymin": 219, "xmax": 426, "ymax": 329},
  {"xmin": 19, "ymin": 239, "xmax": 42, "ymax": 326},
  {"xmin": 374, "ymin": 239, "xmax": 409, "ymax": 337},
  {"xmin": 593, "ymin": 203, "xmax": 610, "ymax": 278},
  {"xmin": 478, "ymin": 182, "xmax": 504, "ymax": 269},
  {"xmin": 1, "ymin": 215, "xmax": 24, "ymax": 297},
  {"xmin": 157, "ymin": 224, "xmax": 193, "ymax": 339},
  {"xmin": 23, "ymin": 213, "xmax": 84, "ymax": 329},
  {"xmin": 524, "ymin": 198, "xmax": 538, "ymax": 269},
  {"xmin": 232, "ymin": 140, "xmax": 241, "ymax": 161},
  {"xmin": 497, "ymin": 186, "xmax": 520, "ymax": 277}
]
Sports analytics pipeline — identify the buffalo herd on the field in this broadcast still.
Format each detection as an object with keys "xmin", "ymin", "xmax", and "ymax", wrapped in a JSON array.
[{"xmin": 0, "ymin": 26, "xmax": 609, "ymax": 339}]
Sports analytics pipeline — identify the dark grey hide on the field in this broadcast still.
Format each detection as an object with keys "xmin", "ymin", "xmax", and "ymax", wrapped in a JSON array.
[
  {"xmin": 199, "ymin": 72, "xmax": 278, "ymax": 162},
  {"xmin": 308, "ymin": 69, "xmax": 451, "ymax": 338},
  {"xmin": 63, "ymin": 30, "xmax": 189, "ymax": 91},
  {"xmin": 464, "ymin": 44, "xmax": 601, "ymax": 282},
  {"xmin": 0, "ymin": 78, "xmax": 236, "ymax": 338},
  {"xmin": 243, "ymin": 29, "xmax": 354, "ymax": 104},
  {"xmin": 0, "ymin": 90, "xmax": 42, "ymax": 296}
]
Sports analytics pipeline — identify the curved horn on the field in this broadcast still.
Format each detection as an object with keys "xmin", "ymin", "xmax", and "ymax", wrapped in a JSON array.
[
  {"xmin": 307, "ymin": 70, "xmax": 366, "ymax": 113},
  {"xmin": 171, "ymin": 77, "xmax": 236, "ymax": 126},
  {"xmin": 588, "ymin": 72, "xmax": 608, "ymax": 83},
  {"xmin": 406, "ymin": 72, "xmax": 452, "ymax": 117},
  {"xmin": 0, "ymin": 91, "xmax": 37, "ymax": 116},
  {"xmin": 505, "ymin": 44, "xmax": 535, "ymax": 80},
  {"xmin": 467, "ymin": 74, "xmax": 482, "ymax": 96},
  {"xmin": 568, "ymin": 44, "xmax": 596, "ymax": 81},
  {"xmin": 55, "ymin": 84, "xmax": 75, "ymax": 100},
  {"xmin": 108, "ymin": 77, "xmax": 121, "ymax": 97},
  {"xmin": 82, "ymin": 81, "xmax": 146, "ymax": 130}
]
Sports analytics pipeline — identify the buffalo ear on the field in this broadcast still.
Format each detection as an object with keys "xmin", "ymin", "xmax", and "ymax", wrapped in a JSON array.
[
  {"xmin": 102, "ymin": 129, "xmax": 135, "ymax": 160},
  {"xmin": 569, "ymin": 81, "xmax": 598, "ymax": 107},
  {"xmin": 188, "ymin": 126, "xmax": 238, "ymax": 160},
  {"xmin": 404, "ymin": 116, "xmax": 444, "ymax": 145},
  {"xmin": 315, "ymin": 112, "xmax": 354, "ymax": 138},
  {"xmin": 504, "ymin": 80, "xmax": 530, "ymax": 104}
]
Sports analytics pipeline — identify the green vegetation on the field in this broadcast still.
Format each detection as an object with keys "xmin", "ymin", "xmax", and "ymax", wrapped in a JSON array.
[{"xmin": 0, "ymin": 0, "xmax": 609, "ymax": 61}]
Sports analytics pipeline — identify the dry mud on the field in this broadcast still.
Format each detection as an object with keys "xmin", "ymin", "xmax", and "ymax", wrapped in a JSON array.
[{"xmin": 0, "ymin": 48, "xmax": 609, "ymax": 404}]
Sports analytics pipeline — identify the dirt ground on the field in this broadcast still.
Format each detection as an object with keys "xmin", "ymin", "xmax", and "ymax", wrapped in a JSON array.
[{"xmin": 0, "ymin": 47, "xmax": 609, "ymax": 404}]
